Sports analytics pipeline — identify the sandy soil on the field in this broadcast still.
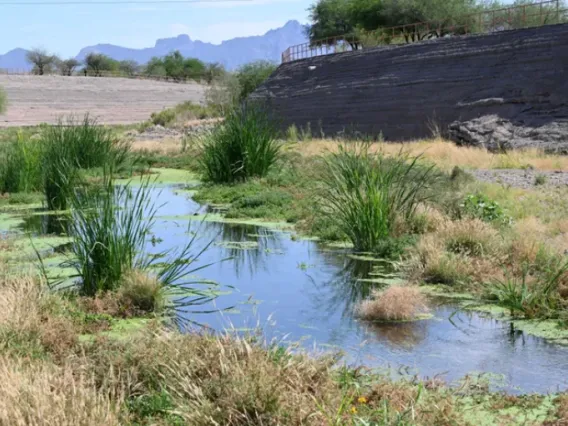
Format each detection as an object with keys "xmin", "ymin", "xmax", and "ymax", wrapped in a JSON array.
[{"xmin": 0, "ymin": 75, "xmax": 206, "ymax": 127}]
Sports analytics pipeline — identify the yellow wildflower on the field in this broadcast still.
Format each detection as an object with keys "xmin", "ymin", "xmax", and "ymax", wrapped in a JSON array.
[
  {"xmin": 358, "ymin": 396, "xmax": 367, "ymax": 404},
  {"xmin": 350, "ymin": 406, "xmax": 357, "ymax": 414}
]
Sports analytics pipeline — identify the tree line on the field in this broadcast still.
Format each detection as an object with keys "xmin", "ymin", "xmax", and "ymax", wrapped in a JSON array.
[
  {"xmin": 25, "ymin": 48, "xmax": 243, "ymax": 82},
  {"xmin": 307, "ymin": 0, "xmax": 567, "ymax": 47}
]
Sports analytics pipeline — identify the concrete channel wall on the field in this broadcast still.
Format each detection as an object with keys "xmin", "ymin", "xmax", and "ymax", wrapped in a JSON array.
[{"xmin": 252, "ymin": 23, "xmax": 568, "ymax": 144}]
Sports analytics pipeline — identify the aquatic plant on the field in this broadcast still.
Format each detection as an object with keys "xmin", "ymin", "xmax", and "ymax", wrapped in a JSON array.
[
  {"xmin": 41, "ymin": 115, "xmax": 130, "ymax": 169},
  {"xmin": 0, "ymin": 135, "xmax": 42, "ymax": 194},
  {"xmin": 488, "ymin": 260, "xmax": 568, "ymax": 319},
  {"xmin": 321, "ymin": 144, "xmax": 435, "ymax": 252},
  {"xmin": 199, "ymin": 105, "xmax": 280, "ymax": 183},
  {"xmin": 357, "ymin": 286, "xmax": 429, "ymax": 321},
  {"xmin": 41, "ymin": 137, "xmax": 78, "ymax": 211},
  {"xmin": 60, "ymin": 172, "xmax": 224, "ymax": 326}
]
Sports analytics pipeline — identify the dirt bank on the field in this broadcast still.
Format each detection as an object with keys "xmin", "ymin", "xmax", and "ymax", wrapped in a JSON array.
[{"xmin": 0, "ymin": 75, "xmax": 206, "ymax": 127}]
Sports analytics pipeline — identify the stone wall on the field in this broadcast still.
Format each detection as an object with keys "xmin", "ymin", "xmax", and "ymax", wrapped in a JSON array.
[{"xmin": 252, "ymin": 24, "xmax": 568, "ymax": 151}]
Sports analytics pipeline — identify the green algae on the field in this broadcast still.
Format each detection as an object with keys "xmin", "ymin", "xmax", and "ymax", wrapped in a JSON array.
[
  {"xmin": 215, "ymin": 240, "xmax": 259, "ymax": 250},
  {"xmin": 158, "ymin": 213, "xmax": 294, "ymax": 230},
  {"xmin": 115, "ymin": 168, "xmax": 199, "ymax": 186},
  {"xmin": 459, "ymin": 394, "xmax": 556, "ymax": 426}
]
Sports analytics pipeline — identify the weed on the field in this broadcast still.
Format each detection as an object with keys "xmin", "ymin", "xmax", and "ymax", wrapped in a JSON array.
[
  {"xmin": 535, "ymin": 173, "xmax": 548, "ymax": 186},
  {"xmin": 321, "ymin": 144, "xmax": 435, "ymax": 252},
  {"xmin": 461, "ymin": 193, "xmax": 512, "ymax": 225},
  {"xmin": 488, "ymin": 260, "xmax": 568, "ymax": 319},
  {"xmin": 287, "ymin": 124, "xmax": 299, "ymax": 142},
  {"xmin": 117, "ymin": 270, "xmax": 165, "ymax": 315},
  {"xmin": 199, "ymin": 105, "xmax": 280, "ymax": 183}
]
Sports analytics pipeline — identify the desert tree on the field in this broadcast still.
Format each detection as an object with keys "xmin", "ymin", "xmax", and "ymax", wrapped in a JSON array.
[
  {"xmin": 57, "ymin": 58, "xmax": 80, "ymax": 76},
  {"xmin": 84, "ymin": 53, "xmax": 118, "ymax": 76},
  {"xmin": 203, "ymin": 62, "xmax": 226, "ymax": 84},
  {"xmin": 118, "ymin": 60, "xmax": 139, "ymax": 76},
  {"xmin": 26, "ymin": 48, "xmax": 57, "ymax": 75}
]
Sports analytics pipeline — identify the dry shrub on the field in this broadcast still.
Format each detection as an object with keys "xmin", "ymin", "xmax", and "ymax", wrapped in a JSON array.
[
  {"xmin": 130, "ymin": 138, "xmax": 182, "ymax": 154},
  {"xmin": 117, "ymin": 270, "xmax": 164, "ymax": 315},
  {"xmin": 0, "ymin": 273, "xmax": 78, "ymax": 359},
  {"xmin": 83, "ymin": 330, "xmax": 340, "ymax": 425},
  {"xmin": 0, "ymin": 357, "xmax": 122, "ymax": 425},
  {"xmin": 357, "ymin": 286, "xmax": 429, "ymax": 321},
  {"xmin": 439, "ymin": 218, "xmax": 501, "ymax": 257}
]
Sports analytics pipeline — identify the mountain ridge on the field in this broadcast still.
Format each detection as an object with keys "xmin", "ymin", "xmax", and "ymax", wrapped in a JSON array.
[{"xmin": 0, "ymin": 20, "xmax": 307, "ymax": 72}]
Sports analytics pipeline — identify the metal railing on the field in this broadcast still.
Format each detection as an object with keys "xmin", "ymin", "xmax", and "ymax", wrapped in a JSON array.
[{"xmin": 282, "ymin": 0, "xmax": 568, "ymax": 63}]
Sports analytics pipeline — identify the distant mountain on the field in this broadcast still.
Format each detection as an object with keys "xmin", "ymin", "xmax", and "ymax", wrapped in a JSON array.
[
  {"xmin": 0, "ymin": 20, "xmax": 307, "ymax": 72},
  {"xmin": 76, "ymin": 20, "xmax": 307, "ymax": 70},
  {"xmin": 0, "ymin": 48, "xmax": 30, "ymax": 71}
]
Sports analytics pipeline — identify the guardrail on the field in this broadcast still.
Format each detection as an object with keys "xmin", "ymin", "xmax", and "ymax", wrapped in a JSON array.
[
  {"xmin": 282, "ymin": 0, "xmax": 568, "ymax": 63},
  {"xmin": 0, "ymin": 68, "xmax": 201, "ymax": 84}
]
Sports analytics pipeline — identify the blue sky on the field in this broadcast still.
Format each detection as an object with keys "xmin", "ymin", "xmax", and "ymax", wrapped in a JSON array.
[
  {"xmin": 0, "ymin": 0, "xmax": 518, "ymax": 56},
  {"xmin": 0, "ymin": 0, "xmax": 312, "ymax": 56}
]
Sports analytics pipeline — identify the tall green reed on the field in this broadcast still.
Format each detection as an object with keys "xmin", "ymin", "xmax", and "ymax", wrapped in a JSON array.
[
  {"xmin": 42, "ymin": 115, "xmax": 130, "ymax": 169},
  {"xmin": 61, "ymin": 170, "xmax": 226, "ymax": 326},
  {"xmin": 199, "ymin": 105, "xmax": 280, "ymax": 183},
  {"xmin": 321, "ymin": 144, "xmax": 435, "ymax": 253},
  {"xmin": 0, "ymin": 134, "xmax": 42, "ymax": 193}
]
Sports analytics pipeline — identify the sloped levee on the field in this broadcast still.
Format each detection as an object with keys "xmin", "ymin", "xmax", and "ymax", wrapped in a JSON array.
[{"xmin": 252, "ymin": 24, "xmax": 568, "ymax": 151}]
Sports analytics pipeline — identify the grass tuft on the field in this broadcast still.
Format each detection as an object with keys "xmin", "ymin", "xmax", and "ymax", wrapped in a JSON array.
[
  {"xmin": 357, "ymin": 286, "xmax": 429, "ymax": 321},
  {"xmin": 199, "ymin": 105, "xmax": 280, "ymax": 183},
  {"xmin": 321, "ymin": 143, "xmax": 435, "ymax": 252}
]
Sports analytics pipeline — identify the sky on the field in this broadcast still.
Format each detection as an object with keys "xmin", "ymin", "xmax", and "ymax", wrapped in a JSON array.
[{"xmin": 0, "ymin": 0, "xmax": 313, "ymax": 56}]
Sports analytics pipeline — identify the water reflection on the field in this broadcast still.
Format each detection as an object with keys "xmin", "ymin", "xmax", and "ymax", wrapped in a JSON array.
[
  {"xmin": 362, "ymin": 320, "xmax": 428, "ymax": 349},
  {"xmin": 20, "ymin": 213, "xmax": 69, "ymax": 236}
]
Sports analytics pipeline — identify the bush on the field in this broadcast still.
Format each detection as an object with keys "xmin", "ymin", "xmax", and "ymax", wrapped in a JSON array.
[
  {"xmin": 150, "ymin": 101, "xmax": 216, "ymax": 128},
  {"xmin": 150, "ymin": 109, "xmax": 176, "ymax": 127},
  {"xmin": 321, "ymin": 144, "xmax": 435, "ymax": 252},
  {"xmin": 461, "ymin": 193, "xmax": 512, "ymax": 225},
  {"xmin": 235, "ymin": 60, "xmax": 277, "ymax": 101},
  {"xmin": 199, "ymin": 106, "xmax": 280, "ymax": 183},
  {"xmin": 118, "ymin": 270, "xmax": 165, "ymax": 315}
]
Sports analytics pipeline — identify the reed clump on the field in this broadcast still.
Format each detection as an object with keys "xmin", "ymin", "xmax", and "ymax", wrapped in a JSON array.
[
  {"xmin": 321, "ymin": 143, "xmax": 435, "ymax": 252},
  {"xmin": 199, "ymin": 105, "xmax": 280, "ymax": 183}
]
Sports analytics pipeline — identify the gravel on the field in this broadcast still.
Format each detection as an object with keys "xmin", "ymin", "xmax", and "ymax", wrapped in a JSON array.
[{"xmin": 469, "ymin": 169, "xmax": 568, "ymax": 189}]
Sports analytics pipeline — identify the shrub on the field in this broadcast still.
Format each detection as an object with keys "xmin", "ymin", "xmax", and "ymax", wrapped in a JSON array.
[
  {"xmin": 321, "ymin": 144, "xmax": 435, "ymax": 252},
  {"xmin": 461, "ymin": 193, "xmax": 512, "ymax": 225},
  {"xmin": 235, "ymin": 60, "xmax": 277, "ymax": 101},
  {"xmin": 118, "ymin": 270, "xmax": 165, "ymax": 315},
  {"xmin": 357, "ymin": 286, "xmax": 429, "ymax": 321},
  {"xmin": 535, "ymin": 174, "xmax": 548, "ymax": 186},
  {"xmin": 199, "ymin": 106, "xmax": 280, "ymax": 183},
  {"xmin": 150, "ymin": 108, "xmax": 176, "ymax": 127}
]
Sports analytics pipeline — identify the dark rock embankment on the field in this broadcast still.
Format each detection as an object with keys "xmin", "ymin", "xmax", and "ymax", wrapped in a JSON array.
[{"xmin": 253, "ymin": 24, "xmax": 568, "ymax": 151}]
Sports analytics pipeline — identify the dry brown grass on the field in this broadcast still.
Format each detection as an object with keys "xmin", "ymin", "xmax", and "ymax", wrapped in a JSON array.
[
  {"xmin": 130, "ymin": 138, "xmax": 182, "ymax": 154},
  {"xmin": 0, "ymin": 357, "xmax": 122, "ymax": 426},
  {"xmin": 290, "ymin": 138, "xmax": 568, "ymax": 171},
  {"xmin": 357, "ymin": 286, "xmax": 429, "ymax": 321}
]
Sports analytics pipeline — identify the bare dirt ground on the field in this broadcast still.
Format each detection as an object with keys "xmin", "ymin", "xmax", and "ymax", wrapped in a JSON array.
[{"xmin": 0, "ymin": 75, "xmax": 206, "ymax": 127}]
